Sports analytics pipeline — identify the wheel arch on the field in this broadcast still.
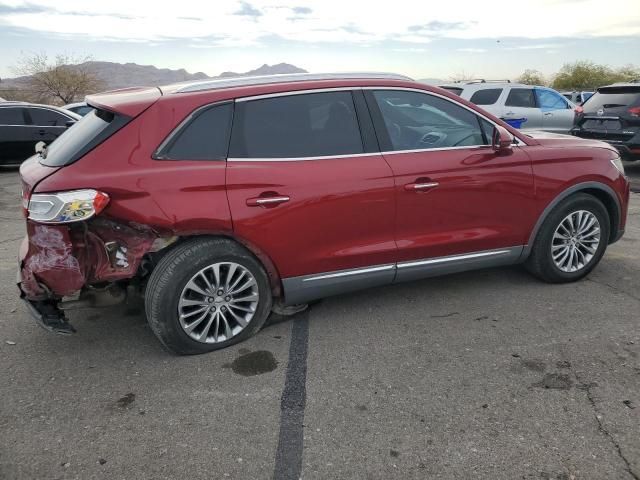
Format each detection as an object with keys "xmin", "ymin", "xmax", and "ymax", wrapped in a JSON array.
[{"xmin": 522, "ymin": 181, "xmax": 621, "ymax": 259}]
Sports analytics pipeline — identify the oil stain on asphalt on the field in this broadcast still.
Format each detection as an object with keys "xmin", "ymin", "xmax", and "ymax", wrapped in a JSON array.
[{"xmin": 224, "ymin": 350, "xmax": 278, "ymax": 376}]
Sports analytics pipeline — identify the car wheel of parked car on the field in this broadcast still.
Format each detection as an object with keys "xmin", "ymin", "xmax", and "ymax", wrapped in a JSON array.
[
  {"xmin": 526, "ymin": 193, "xmax": 609, "ymax": 283},
  {"xmin": 145, "ymin": 237, "xmax": 272, "ymax": 355}
]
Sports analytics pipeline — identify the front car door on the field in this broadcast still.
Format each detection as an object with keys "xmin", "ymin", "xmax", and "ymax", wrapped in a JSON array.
[
  {"xmin": 535, "ymin": 88, "xmax": 576, "ymax": 134},
  {"xmin": 0, "ymin": 106, "xmax": 32, "ymax": 164},
  {"xmin": 503, "ymin": 87, "xmax": 543, "ymax": 130},
  {"xmin": 225, "ymin": 89, "xmax": 397, "ymax": 304},
  {"xmin": 364, "ymin": 88, "xmax": 537, "ymax": 281}
]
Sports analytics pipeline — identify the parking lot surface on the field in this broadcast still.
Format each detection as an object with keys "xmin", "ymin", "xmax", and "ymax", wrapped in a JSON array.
[{"xmin": 1, "ymin": 164, "xmax": 640, "ymax": 480}]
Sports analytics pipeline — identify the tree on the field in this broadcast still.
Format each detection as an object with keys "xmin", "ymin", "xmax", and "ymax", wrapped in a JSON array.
[
  {"xmin": 551, "ymin": 61, "xmax": 640, "ymax": 91},
  {"xmin": 13, "ymin": 53, "xmax": 104, "ymax": 105},
  {"xmin": 517, "ymin": 69, "xmax": 546, "ymax": 86}
]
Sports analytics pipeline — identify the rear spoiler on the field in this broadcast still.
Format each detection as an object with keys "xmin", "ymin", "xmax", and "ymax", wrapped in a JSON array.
[{"xmin": 86, "ymin": 86, "xmax": 162, "ymax": 118}]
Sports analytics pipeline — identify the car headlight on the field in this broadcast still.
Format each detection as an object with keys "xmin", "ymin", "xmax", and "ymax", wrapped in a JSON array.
[{"xmin": 611, "ymin": 157, "xmax": 626, "ymax": 176}]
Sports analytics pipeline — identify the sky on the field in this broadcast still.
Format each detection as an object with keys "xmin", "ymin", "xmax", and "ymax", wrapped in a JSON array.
[{"xmin": 0, "ymin": 0, "xmax": 639, "ymax": 81}]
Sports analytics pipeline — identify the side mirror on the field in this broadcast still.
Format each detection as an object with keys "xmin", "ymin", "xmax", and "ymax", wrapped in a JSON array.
[
  {"xmin": 492, "ymin": 125, "xmax": 513, "ymax": 155},
  {"xmin": 35, "ymin": 141, "xmax": 46, "ymax": 154}
]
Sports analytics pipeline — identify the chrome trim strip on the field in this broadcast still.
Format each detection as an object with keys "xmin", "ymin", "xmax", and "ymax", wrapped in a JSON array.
[
  {"xmin": 412, "ymin": 182, "xmax": 439, "ymax": 189},
  {"xmin": 227, "ymin": 151, "xmax": 381, "ymax": 162},
  {"xmin": 302, "ymin": 264, "xmax": 395, "ymax": 282},
  {"xmin": 236, "ymin": 87, "xmax": 356, "ymax": 102},
  {"xmin": 254, "ymin": 196, "xmax": 289, "ymax": 205},
  {"xmin": 397, "ymin": 249, "xmax": 512, "ymax": 269},
  {"xmin": 174, "ymin": 72, "xmax": 413, "ymax": 94}
]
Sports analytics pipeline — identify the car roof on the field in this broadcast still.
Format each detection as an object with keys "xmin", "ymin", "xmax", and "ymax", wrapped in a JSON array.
[
  {"xmin": 62, "ymin": 101, "xmax": 88, "ymax": 109},
  {"xmin": 438, "ymin": 81, "xmax": 536, "ymax": 91},
  {"xmin": 161, "ymin": 72, "xmax": 413, "ymax": 95}
]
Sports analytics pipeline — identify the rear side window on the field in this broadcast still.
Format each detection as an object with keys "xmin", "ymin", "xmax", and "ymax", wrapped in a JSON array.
[
  {"xmin": 0, "ymin": 107, "xmax": 25, "ymax": 125},
  {"xmin": 535, "ymin": 89, "xmax": 569, "ymax": 111},
  {"xmin": 230, "ymin": 91, "xmax": 363, "ymax": 158},
  {"xmin": 469, "ymin": 88, "xmax": 503, "ymax": 105},
  {"xmin": 28, "ymin": 108, "xmax": 72, "ymax": 126},
  {"xmin": 505, "ymin": 88, "xmax": 536, "ymax": 108},
  {"xmin": 39, "ymin": 109, "xmax": 129, "ymax": 167},
  {"xmin": 156, "ymin": 103, "xmax": 233, "ymax": 160}
]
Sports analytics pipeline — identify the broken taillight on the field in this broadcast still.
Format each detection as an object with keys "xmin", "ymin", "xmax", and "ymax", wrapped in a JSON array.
[{"xmin": 27, "ymin": 189, "xmax": 110, "ymax": 224}]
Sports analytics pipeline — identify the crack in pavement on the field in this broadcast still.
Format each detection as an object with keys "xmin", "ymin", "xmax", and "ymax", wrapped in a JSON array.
[{"xmin": 568, "ymin": 364, "xmax": 640, "ymax": 480}]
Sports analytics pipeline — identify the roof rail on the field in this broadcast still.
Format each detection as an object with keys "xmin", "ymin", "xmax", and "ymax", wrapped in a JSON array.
[
  {"xmin": 171, "ymin": 72, "xmax": 414, "ymax": 94},
  {"xmin": 458, "ymin": 79, "xmax": 511, "ymax": 84}
]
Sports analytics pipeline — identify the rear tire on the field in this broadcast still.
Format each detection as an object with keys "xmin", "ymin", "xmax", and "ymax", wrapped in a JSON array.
[
  {"xmin": 145, "ymin": 237, "xmax": 272, "ymax": 355},
  {"xmin": 525, "ymin": 193, "xmax": 609, "ymax": 283}
]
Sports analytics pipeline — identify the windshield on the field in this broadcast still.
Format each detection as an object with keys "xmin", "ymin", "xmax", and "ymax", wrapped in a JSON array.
[{"xmin": 39, "ymin": 109, "xmax": 127, "ymax": 167}]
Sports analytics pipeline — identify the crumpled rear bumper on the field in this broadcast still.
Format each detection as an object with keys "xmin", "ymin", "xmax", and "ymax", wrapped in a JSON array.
[{"xmin": 18, "ymin": 218, "xmax": 157, "ymax": 301}]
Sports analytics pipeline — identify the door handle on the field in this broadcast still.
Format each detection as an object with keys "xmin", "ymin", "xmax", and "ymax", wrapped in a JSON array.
[
  {"xmin": 504, "ymin": 111, "xmax": 515, "ymax": 116},
  {"xmin": 404, "ymin": 181, "xmax": 439, "ymax": 192},
  {"xmin": 246, "ymin": 195, "xmax": 290, "ymax": 207}
]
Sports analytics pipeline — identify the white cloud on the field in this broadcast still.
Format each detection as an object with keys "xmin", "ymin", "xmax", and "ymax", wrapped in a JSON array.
[
  {"xmin": 0, "ymin": 0, "xmax": 638, "ymax": 47},
  {"xmin": 458, "ymin": 48, "xmax": 487, "ymax": 53}
]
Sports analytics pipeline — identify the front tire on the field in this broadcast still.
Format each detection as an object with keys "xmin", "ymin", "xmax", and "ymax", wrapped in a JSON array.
[
  {"xmin": 145, "ymin": 237, "xmax": 272, "ymax": 355},
  {"xmin": 525, "ymin": 193, "xmax": 610, "ymax": 283}
]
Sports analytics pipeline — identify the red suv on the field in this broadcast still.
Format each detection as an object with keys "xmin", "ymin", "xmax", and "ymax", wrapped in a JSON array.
[{"xmin": 18, "ymin": 73, "xmax": 630, "ymax": 354}]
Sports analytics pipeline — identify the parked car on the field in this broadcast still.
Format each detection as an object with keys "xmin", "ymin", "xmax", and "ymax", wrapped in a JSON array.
[
  {"xmin": 562, "ymin": 91, "xmax": 594, "ymax": 105},
  {"xmin": 62, "ymin": 101, "xmax": 95, "ymax": 117},
  {"xmin": 0, "ymin": 102, "xmax": 80, "ymax": 165},
  {"xmin": 439, "ymin": 80, "xmax": 578, "ymax": 134},
  {"xmin": 18, "ymin": 72, "xmax": 629, "ymax": 354},
  {"xmin": 571, "ymin": 81, "xmax": 640, "ymax": 161}
]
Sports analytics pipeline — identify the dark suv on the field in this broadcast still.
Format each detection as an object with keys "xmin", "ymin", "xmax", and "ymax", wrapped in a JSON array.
[
  {"xmin": 0, "ymin": 102, "xmax": 80, "ymax": 165},
  {"xmin": 571, "ymin": 81, "xmax": 640, "ymax": 160}
]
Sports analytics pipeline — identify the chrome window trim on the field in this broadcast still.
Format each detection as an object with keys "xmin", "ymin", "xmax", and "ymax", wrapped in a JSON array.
[
  {"xmin": 227, "ymin": 152, "xmax": 381, "ymax": 162},
  {"xmin": 303, "ymin": 264, "xmax": 395, "ymax": 282},
  {"xmin": 235, "ymin": 87, "xmax": 356, "ymax": 102}
]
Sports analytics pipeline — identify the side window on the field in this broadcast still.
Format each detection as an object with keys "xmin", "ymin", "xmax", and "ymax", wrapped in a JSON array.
[
  {"xmin": 230, "ymin": 91, "xmax": 363, "ymax": 158},
  {"xmin": 469, "ymin": 88, "xmax": 503, "ymax": 105},
  {"xmin": 370, "ymin": 90, "xmax": 489, "ymax": 151},
  {"xmin": 505, "ymin": 88, "xmax": 536, "ymax": 108},
  {"xmin": 157, "ymin": 103, "xmax": 233, "ymax": 160},
  {"xmin": 535, "ymin": 89, "xmax": 569, "ymax": 111},
  {"xmin": 28, "ymin": 108, "xmax": 72, "ymax": 126},
  {"xmin": 0, "ymin": 107, "xmax": 25, "ymax": 125}
]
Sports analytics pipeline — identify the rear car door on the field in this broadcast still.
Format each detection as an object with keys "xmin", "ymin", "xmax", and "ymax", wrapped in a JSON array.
[
  {"xmin": 364, "ymin": 88, "xmax": 536, "ymax": 281},
  {"xmin": 535, "ymin": 88, "xmax": 575, "ymax": 133},
  {"xmin": 226, "ymin": 89, "xmax": 397, "ymax": 301},
  {"xmin": 0, "ymin": 106, "xmax": 33, "ymax": 164},
  {"xmin": 503, "ymin": 87, "xmax": 542, "ymax": 130},
  {"xmin": 25, "ymin": 107, "xmax": 73, "ymax": 145}
]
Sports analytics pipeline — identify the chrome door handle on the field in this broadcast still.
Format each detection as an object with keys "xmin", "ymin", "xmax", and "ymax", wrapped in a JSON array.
[
  {"xmin": 246, "ymin": 195, "xmax": 290, "ymax": 207},
  {"xmin": 404, "ymin": 182, "xmax": 439, "ymax": 191},
  {"xmin": 544, "ymin": 112, "xmax": 553, "ymax": 116}
]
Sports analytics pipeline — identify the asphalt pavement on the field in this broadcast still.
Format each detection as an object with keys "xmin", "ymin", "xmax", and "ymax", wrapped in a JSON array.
[{"xmin": 1, "ymin": 164, "xmax": 639, "ymax": 480}]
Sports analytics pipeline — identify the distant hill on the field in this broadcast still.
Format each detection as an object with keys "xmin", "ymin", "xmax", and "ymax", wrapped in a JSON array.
[{"xmin": 0, "ymin": 61, "xmax": 308, "ymax": 92}]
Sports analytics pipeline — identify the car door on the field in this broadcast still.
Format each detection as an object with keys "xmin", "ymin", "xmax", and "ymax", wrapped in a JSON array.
[
  {"xmin": 503, "ymin": 87, "xmax": 543, "ymax": 130},
  {"xmin": 25, "ymin": 107, "xmax": 73, "ymax": 146},
  {"xmin": 225, "ymin": 89, "xmax": 397, "ymax": 303},
  {"xmin": 535, "ymin": 88, "xmax": 576, "ymax": 134},
  {"xmin": 0, "ymin": 106, "xmax": 33, "ymax": 164},
  {"xmin": 364, "ymin": 88, "xmax": 537, "ymax": 282}
]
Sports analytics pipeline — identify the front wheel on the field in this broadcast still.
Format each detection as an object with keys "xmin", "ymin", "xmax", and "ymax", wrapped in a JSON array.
[
  {"xmin": 525, "ymin": 193, "xmax": 610, "ymax": 283},
  {"xmin": 145, "ymin": 238, "xmax": 273, "ymax": 355}
]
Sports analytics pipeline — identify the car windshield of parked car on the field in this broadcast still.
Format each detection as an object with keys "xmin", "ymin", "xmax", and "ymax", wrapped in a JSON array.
[
  {"xmin": 535, "ymin": 89, "xmax": 569, "ymax": 111},
  {"xmin": 230, "ymin": 91, "xmax": 364, "ymax": 158},
  {"xmin": 39, "ymin": 109, "xmax": 115, "ymax": 167},
  {"xmin": 372, "ymin": 90, "xmax": 488, "ymax": 151}
]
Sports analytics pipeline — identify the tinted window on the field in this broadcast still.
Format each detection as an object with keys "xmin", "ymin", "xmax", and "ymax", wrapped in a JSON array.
[
  {"xmin": 158, "ymin": 103, "xmax": 233, "ymax": 160},
  {"xmin": 28, "ymin": 108, "xmax": 72, "ymax": 126},
  {"xmin": 535, "ymin": 89, "xmax": 568, "ymax": 111},
  {"xmin": 72, "ymin": 106, "xmax": 94, "ymax": 116},
  {"xmin": 505, "ymin": 88, "xmax": 536, "ymax": 108},
  {"xmin": 371, "ymin": 90, "xmax": 488, "ymax": 151},
  {"xmin": 231, "ymin": 91, "xmax": 363, "ymax": 158},
  {"xmin": 0, "ymin": 107, "xmax": 25, "ymax": 125},
  {"xmin": 469, "ymin": 88, "xmax": 503, "ymax": 105}
]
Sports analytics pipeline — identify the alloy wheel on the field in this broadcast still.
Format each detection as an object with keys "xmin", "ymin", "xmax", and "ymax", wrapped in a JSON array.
[
  {"xmin": 551, "ymin": 210, "xmax": 601, "ymax": 273},
  {"xmin": 178, "ymin": 262, "xmax": 259, "ymax": 343}
]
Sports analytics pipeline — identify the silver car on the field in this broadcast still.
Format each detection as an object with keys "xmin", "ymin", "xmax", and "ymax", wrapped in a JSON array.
[{"xmin": 438, "ymin": 80, "xmax": 577, "ymax": 134}]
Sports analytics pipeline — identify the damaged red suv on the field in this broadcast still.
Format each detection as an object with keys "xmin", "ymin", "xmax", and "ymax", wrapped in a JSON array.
[{"xmin": 18, "ymin": 73, "xmax": 630, "ymax": 354}]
